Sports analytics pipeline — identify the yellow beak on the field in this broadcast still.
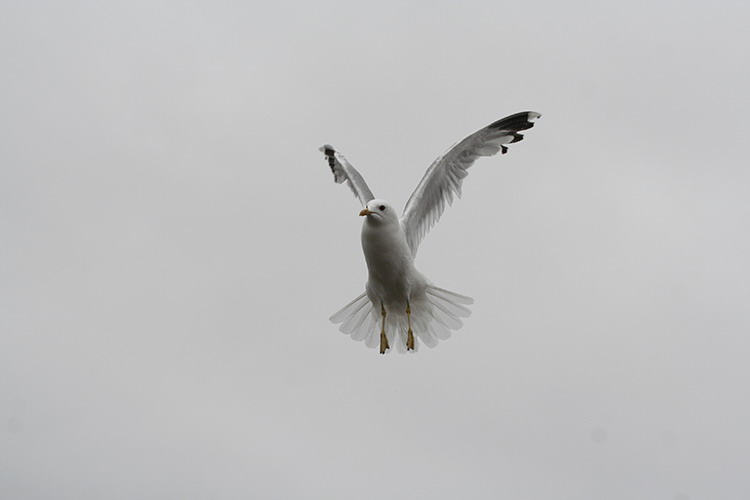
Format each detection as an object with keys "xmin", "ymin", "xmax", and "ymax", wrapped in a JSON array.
[{"xmin": 359, "ymin": 208, "xmax": 374, "ymax": 216}]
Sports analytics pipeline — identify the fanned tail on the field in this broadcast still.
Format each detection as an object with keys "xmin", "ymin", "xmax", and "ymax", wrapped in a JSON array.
[
  {"xmin": 329, "ymin": 292, "xmax": 379, "ymax": 347},
  {"xmin": 416, "ymin": 285, "xmax": 473, "ymax": 347},
  {"xmin": 329, "ymin": 286, "xmax": 473, "ymax": 354}
]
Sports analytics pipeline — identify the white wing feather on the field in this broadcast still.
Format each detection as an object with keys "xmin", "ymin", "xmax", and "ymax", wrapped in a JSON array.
[
  {"xmin": 400, "ymin": 111, "xmax": 541, "ymax": 256},
  {"xmin": 319, "ymin": 145, "xmax": 375, "ymax": 207}
]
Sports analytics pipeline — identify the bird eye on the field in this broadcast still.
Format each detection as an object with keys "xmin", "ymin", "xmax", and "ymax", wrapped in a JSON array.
[{"xmin": 379, "ymin": 205, "xmax": 385, "ymax": 211}]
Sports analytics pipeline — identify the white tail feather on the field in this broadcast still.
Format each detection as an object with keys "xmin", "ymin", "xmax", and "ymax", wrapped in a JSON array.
[
  {"xmin": 329, "ymin": 292, "xmax": 369, "ymax": 324},
  {"xmin": 425, "ymin": 285, "xmax": 474, "ymax": 305},
  {"xmin": 329, "ymin": 284, "xmax": 473, "ymax": 353}
]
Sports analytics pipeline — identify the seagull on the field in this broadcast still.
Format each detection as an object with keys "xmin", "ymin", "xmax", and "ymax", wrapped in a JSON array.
[{"xmin": 321, "ymin": 111, "xmax": 541, "ymax": 354}]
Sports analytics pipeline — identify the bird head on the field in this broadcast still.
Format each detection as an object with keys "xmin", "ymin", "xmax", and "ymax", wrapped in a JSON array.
[{"xmin": 359, "ymin": 199, "xmax": 398, "ymax": 225}]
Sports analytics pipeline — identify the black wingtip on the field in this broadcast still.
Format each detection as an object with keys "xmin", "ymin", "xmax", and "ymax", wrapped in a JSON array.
[
  {"xmin": 319, "ymin": 144, "xmax": 337, "ymax": 169},
  {"xmin": 319, "ymin": 144, "xmax": 336, "ymax": 157},
  {"xmin": 488, "ymin": 111, "xmax": 542, "ymax": 132}
]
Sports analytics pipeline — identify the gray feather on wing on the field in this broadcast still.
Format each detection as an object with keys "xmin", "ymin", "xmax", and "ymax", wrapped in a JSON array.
[
  {"xmin": 320, "ymin": 144, "xmax": 375, "ymax": 207},
  {"xmin": 400, "ymin": 111, "xmax": 541, "ymax": 256}
]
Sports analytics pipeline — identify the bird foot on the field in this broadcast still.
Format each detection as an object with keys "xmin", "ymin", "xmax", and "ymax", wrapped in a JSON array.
[
  {"xmin": 406, "ymin": 328, "xmax": 415, "ymax": 351},
  {"xmin": 379, "ymin": 331, "xmax": 389, "ymax": 354}
]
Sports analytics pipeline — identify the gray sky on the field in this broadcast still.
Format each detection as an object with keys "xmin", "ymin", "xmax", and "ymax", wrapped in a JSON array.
[{"xmin": 2, "ymin": 1, "xmax": 749, "ymax": 499}]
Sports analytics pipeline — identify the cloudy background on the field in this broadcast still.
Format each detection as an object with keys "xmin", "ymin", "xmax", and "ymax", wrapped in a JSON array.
[{"xmin": 2, "ymin": 1, "xmax": 749, "ymax": 499}]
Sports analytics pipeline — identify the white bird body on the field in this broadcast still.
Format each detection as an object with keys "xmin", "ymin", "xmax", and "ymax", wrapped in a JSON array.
[
  {"xmin": 360, "ymin": 201, "xmax": 418, "ymax": 304},
  {"xmin": 359, "ymin": 200, "xmax": 432, "ymax": 352},
  {"xmin": 322, "ymin": 111, "xmax": 541, "ymax": 353}
]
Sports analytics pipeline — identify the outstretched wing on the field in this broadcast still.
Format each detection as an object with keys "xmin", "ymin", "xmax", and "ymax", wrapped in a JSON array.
[
  {"xmin": 400, "ymin": 111, "xmax": 541, "ymax": 256},
  {"xmin": 320, "ymin": 145, "xmax": 375, "ymax": 207}
]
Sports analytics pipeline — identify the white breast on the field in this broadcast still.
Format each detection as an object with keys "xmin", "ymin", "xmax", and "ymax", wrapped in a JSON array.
[{"xmin": 361, "ymin": 219, "xmax": 417, "ymax": 302}]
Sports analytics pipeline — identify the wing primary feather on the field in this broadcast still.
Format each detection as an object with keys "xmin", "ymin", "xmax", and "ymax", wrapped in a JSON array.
[
  {"xmin": 319, "ymin": 145, "xmax": 375, "ymax": 207},
  {"xmin": 400, "ymin": 111, "xmax": 541, "ymax": 256}
]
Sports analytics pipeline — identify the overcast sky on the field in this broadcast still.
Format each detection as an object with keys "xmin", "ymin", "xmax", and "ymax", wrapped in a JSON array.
[{"xmin": 2, "ymin": 1, "xmax": 749, "ymax": 499}]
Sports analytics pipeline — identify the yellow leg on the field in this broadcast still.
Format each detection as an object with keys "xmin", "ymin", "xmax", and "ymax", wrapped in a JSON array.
[
  {"xmin": 406, "ymin": 301, "xmax": 415, "ymax": 351},
  {"xmin": 379, "ymin": 303, "xmax": 389, "ymax": 354}
]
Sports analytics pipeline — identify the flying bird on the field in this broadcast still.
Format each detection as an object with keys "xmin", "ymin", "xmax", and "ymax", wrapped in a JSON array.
[{"xmin": 321, "ymin": 111, "xmax": 541, "ymax": 354}]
